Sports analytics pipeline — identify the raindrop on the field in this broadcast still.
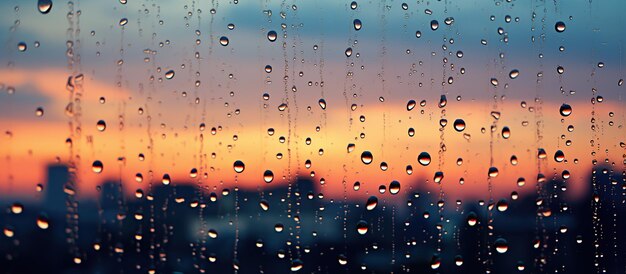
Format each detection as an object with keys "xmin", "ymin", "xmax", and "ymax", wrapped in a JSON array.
[
  {"xmin": 263, "ymin": 170, "xmax": 274, "ymax": 183},
  {"xmin": 389, "ymin": 180, "xmax": 401, "ymax": 194},
  {"xmin": 318, "ymin": 99, "xmax": 327, "ymax": 110},
  {"xmin": 554, "ymin": 150, "xmax": 565, "ymax": 162},
  {"xmin": 555, "ymin": 21, "xmax": 566, "ymax": 32},
  {"xmin": 494, "ymin": 238, "xmax": 509, "ymax": 253},
  {"xmin": 366, "ymin": 196, "xmax": 378, "ymax": 210},
  {"xmin": 418, "ymin": 152, "xmax": 431, "ymax": 166},
  {"xmin": 37, "ymin": 0, "xmax": 52, "ymax": 14},
  {"xmin": 559, "ymin": 104, "xmax": 572, "ymax": 117},
  {"xmin": 453, "ymin": 119, "xmax": 466, "ymax": 132},
  {"xmin": 96, "ymin": 120, "xmax": 107, "ymax": 131},
  {"xmin": 356, "ymin": 220, "xmax": 368, "ymax": 235},
  {"xmin": 501, "ymin": 126, "xmax": 511, "ymax": 139},
  {"xmin": 361, "ymin": 151, "xmax": 373, "ymax": 165},
  {"xmin": 219, "ymin": 36, "xmax": 229, "ymax": 46},
  {"xmin": 17, "ymin": 42, "xmax": 27, "ymax": 52},
  {"xmin": 36, "ymin": 215, "xmax": 50, "ymax": 229},
  {"xmin": 509, "ymin": 69, "xmax": 519, "ymax": 79},
  {"xmin": 353, "ymin": 19, "xmax": 362, "ymax": 30},
  {"xmin": 233, "ymin": 160, "xmax": 245, "ymax": 173},
  {"xmin": 267, "ymin": 31, "xmax": 277, "ymax": 42},
  {"xmin": 430, "ymin": 20, "xmax": 439, "ymax": 31},
  {"xmin": 91, "ymin": 160, "xmax": 103, "ymax": 173},
  {"xmin": 165, "ymin": 70, "xmax": 175, "ymax": 79}
]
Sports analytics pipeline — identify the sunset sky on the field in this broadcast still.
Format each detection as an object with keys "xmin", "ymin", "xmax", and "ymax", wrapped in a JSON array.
[{"xmin": 0, "ymin": 0, "xmax": 623, "ymax": 203}]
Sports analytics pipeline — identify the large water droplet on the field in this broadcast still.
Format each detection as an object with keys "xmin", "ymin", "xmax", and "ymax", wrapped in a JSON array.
[
  {"xmin": 361, "ymin": 151, "xmax": 373, "ymax": 164},
  {"xmin": 92, "ymin": 160, "xmax": 103, "ymax": 173},
  {"xmin": 353, "ymin": 19, "xmax": 362, "ymax": 30},
  {"xmin": 219, "ymin": 36, "xmax": 229, "ymax": 46},
  {"xmin": 263, "ymin": 170, "xmax": 274, "ymax": 183},
  {"xmin": 555, "ymin": 21, "xmax": 566, "ymax": 32},
  {"xmin": 37, "ymin": 0, "xmax": 52, "ymax": 14},
  {"xmin": 430, "ymin": 20, "xmax": 439, "ymax": 30},
  {"xmin": 418, "ymin": 152, "xmax": 431, "ymax": 166},
  {"xmin": 559, "ymin": 104, "xmax": 572, "ymax": 117},
  {"xmin": 267, "ymin": 31, "xmax": 277, "ymax": 42},
  {"xmin": 233, "ymin": 160, "xmax": 245, "ymax": 173}
]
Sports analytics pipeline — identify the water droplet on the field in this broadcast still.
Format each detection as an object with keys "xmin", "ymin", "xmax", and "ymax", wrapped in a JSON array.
[
  {"xmin": 488, "ymin": 167, "xmax": 499, "ymax": 178},
  {"xmin": 263, "ymin": 170, "xmax": 274, "ymax": 183},
  {"xmin": 501, "ymin": 126, "xmax": 511, "ymax": 139},
  {"xmin": 356, "ymin": 220, "xmax": 368, "ymax": 235},
  {"xmin": 418, "ymin": 152, "xmax": 431, "ymax": 166},
  {"xmin": 91, "ymin": 160, "xmax": 103, "ymax": 173},
  {"xmin": 233, "ymin": 160, "xmax": 245, "ymax": 173},
  {"xmin": 350, "ymin": 1, "xmax": 357, "ymax": 10},
  {"xmin": 11, "ymin": 203, "xmax": 23, "ymax": 214},
  {"xmin": 353, "ymin": 19, "xmax": 362, "ymax": 30},
  {"xmin": 555, "ymin": 21, "xmax": 566, "ymax": 32},
  {"xmin": 366, "ymin": 196, "xmax": 378, "ymax": 210},
  {"xmin": 509, "ymin": 69, "xmax": 519, "ymax": 79},
  {"xmin": 406, "ymin": 100, "xmax": 416, "ymax": 111},
  {"xmin": 554, "ymin": 150, "xmax": 565, "ymax": 162},
  {"xmin": 219, "ymin": 36, "xmax": 229, "ymax": 46},
  {"xmin": 453, "ymin": 119, "xmax": 466, "ymax": 132},
  {"xmin": 290, "ymin": 259, "xmax": 303, "ymax": 271},
  {"xmin": 318, "ymin": 99, "xmax": 326, "ymax": 110},
  {"xmin": 559, "ymin": 103, "xmax": 572, "ymax": 117},
  {"xmin": 467, "ymin": 212, "xmax": 478, "ymax": 226},
  {"xmin": 494, "ymin": 238, "xmax": 509, "ymax": 253},
  {"xmin": 430, "ymin": 20, "xmax": 439, "ymax": 30},
  {"xmin": 35, "ymin": 107, "xmax": 44, "ymax": 117},
  {"xmin": 96, "ymin": 120, "xmax": 107, "ymax": 131},
  {"xmin": 37, "ymin": 0, "xmax": 52, "ymax": 14},
  {"xmin": 162, "ymin": 174, "xmax": 171, "ymax": 185},
  {"xmin": 119, "ymin": 18, "xmax": 128, "ymax": 26},
  {"xmin": 17, "ymin": 42, "xmax": 27, "ymax": 52},
  {"xmin": 267, "ymin": 31, "xmax": 277, "ymax": 42},
  {"xmin": 389, "ymin": 180, "xmax": 401, "ymax": 194},
  {"xmin": 361, "ymin": 151, "xmax": 373, "ymax": 165},
  {"xmin": 37, "ymin": 215, "xmax": 50, "ymax": 229},
  {"xmin": 165, "ymin": 70, "xmax": 175, "ymax": 79}
]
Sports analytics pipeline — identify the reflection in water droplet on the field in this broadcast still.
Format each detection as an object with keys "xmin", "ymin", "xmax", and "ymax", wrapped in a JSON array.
[
  {"xmin": 263, "ymin": 170, "xmax": 274, "ymax": 183},
  {"xmin": 494, "ymin": 238, "xmax": 509, "ymax": 253},
  {"xmin": 559, "ymin": 103, "xmax": 572, "ymax": 117},
  {"xmin": 233, "ymin": 160, "xmax": 245, "ymax": 173},
  {"xmin": 353, "ymin": 19, "xmax": 362, "ymax": 30},
  {"xmin": 38, "ymin": 0, "xmax": 52, "ymax": 14},
  {"xmin": 318, "ymin": 99, "xmax": 326, "ymax": 110},
  {"xmin": 366, "ymin": 196, "xmax": 378, "ymax": 210},
  {"xmin": 554, "ymin": 150, "xmax": 565, "ymax": 162},
  {"xmin": 96, "ymin": 120, "xmax": 107, "ymax": 131},
  {"xmin": 17, "ymin": 42, "xmax": 27, "ymax": 52},
  {"xmin": 219, "ymin": 36, "xmax": 229, "ymax": 46},
  {"xmin": 430, "ymin": 20, "xmax": 439, "ymax": 30},
  {"xmin": 91, "ymin": 160, "xmax": 103, "ymax": 173},
  {"xmin": 453, "ymin": 119, "xmax": 466, "ymax": 132},
  {"xmin": 389, "ymin": 180, "xmax": 401, "ymax": 194},
  {"xmin": 356, "ymin": 220, "xmax": 368, "ymax": 235},
  {"xmin": 555, "ymin": 21, "xmax": 566, "ymax": 32},
  {"xmin": 361, "ymin": 151, "xmax": 373, "ymax": 164},
  {"xmin": 418, "ymin": 152, "xmax": 431, "ymax": 166},
  {"xmin": 37, "ymin": 215, "xmax": 50, "ymax": 229},
  {"xmin": 267, "ymin": 31, "xmax": 277, "ymax": 42}
]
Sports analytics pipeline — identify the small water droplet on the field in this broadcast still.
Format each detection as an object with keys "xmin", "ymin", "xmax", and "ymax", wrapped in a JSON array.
[{"xmin": 233, "ymin": 160, "xmax": 245, "ymax": 173}]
